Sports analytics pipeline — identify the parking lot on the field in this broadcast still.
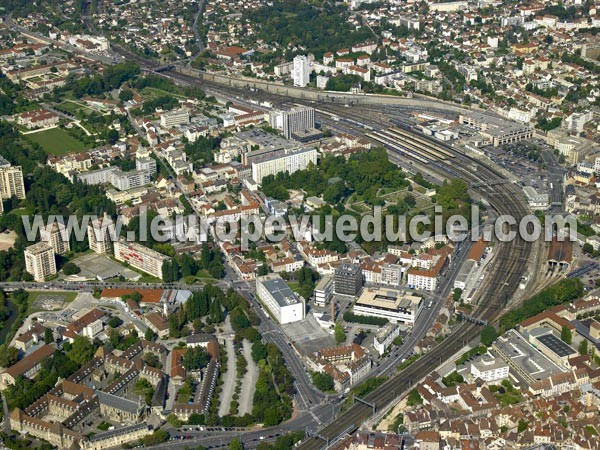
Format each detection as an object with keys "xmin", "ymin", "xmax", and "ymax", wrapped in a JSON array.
[
  {"xmin": 70, "ymin": 253, "xmax": 140, "ymax": 281},
  {"xmin": 282, "ymin": 314, "xmax": 335, "ymax": 355}
]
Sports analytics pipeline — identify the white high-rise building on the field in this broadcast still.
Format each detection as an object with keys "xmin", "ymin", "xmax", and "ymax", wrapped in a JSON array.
[
  {"xmin": 0, "ymin": 157, "xmax": 25, "ymax": 200},
  {"xmin": 24, "ymin": 242, "xmax": 56, "ymax": 282},
  {"xmin": 269, "ymin": 107, "xmax": 315, "ymax": 139},
  {"xmin": 292, "ymin": 55, "xmax": 310, "ymax": 88},
  {"xmin": 565, "ymin": 111, "xmax": 593, "ymax": 133},
  {"xmin": 40, "ymin": 222, "xmax": 70, "ymax": 255},
  {"xmin": 87, "ymin": 215, "xmax": 115, "ymax": 254}
]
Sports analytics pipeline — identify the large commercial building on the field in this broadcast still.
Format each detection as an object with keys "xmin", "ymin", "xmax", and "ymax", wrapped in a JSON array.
[
  {"xmin": 0, "ymin": 156, "xmax": 26, "ymax": 200},
  {"xmin": 334, "ymin": 263, "xmax": 363, "ymax": 297},
  {"xmin": 24, "ymin": 242, "xmax": 57, "ymax": 282},
  {"xmin": 292, "ymin": 55, "xmax": 310, "ymax": 87},
  {"xmin": 256, "ymin": 274, "xmax": 305, "ymax": 324},
  {"xmin": 493, "ymin": 330, "xmax": 564, "ymax": 386},
  {"xmin": 459, "ymin": 112, "xmax": 533, "ymax": 147},
  {"xmin": 160, "ymin": 109, "xmax": 190, "ymax": 128},
  {"xmin": 269, "ymin": 107, "xmax": 316, "ymax": 139},
  {"xmin": 251, "ymin": 147, "xmax": 317, "ymax": 184},
  {"xmin": 87, "ymin": 215, "xmax": 115, "ymax": 254},
  {"xmin": 353, "ymin": 288, "xmax": 423, "ymax": 325},
  {"xmin": 113, "ymin": 239, "xmax": 171, "ymax": 280},
  {"xmin": 40, "ymin": 222, "xmax": 70, "ymax": 255}
]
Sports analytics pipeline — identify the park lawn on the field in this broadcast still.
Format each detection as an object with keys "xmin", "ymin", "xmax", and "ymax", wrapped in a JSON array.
[
  {"xmin": 25, "ymin": 128, "xmax": 87, "ymax": 155},
  {"xmin": 8, "ymin": 206, "xmax": 33, "ymax": 216},
  {"xmin": 57, "ymin": 100, "xmax": 94, "ymax": 118}
]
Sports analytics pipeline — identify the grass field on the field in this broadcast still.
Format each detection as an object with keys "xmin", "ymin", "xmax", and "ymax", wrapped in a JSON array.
[
  {"xmin": 57, "ymin": 100, "xmax": 94, "ymax": 118},
  {"xmin": 25, "ymin": 128, "xmax": 87, "ymax": 155}
]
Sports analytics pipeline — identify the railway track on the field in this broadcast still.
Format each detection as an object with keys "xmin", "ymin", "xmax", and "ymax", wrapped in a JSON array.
[
  {"xmin": 150, "ymin": 77, "xmax": 531, "ymax": 449},
  {"xmin": 108, "ymin": 66, "xmax": 531, "ymax": 448},
  {"xmin": 150, "ymin": 74, "xmax": 531, "ymax": 449},
  {"xmin": 297, "ymin": 116, "xmax": 532, "ymax": 450}
]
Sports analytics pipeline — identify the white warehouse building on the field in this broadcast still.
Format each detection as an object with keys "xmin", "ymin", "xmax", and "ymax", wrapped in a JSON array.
[{"xmin": 256, "ymin": 274, "xmax": 305, "ymax": 324}]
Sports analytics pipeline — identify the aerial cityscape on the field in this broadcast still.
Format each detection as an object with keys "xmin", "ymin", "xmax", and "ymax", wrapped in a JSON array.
[{"xmin": 0, "ymin": 0, "xmax": 598, "ymax": 449}]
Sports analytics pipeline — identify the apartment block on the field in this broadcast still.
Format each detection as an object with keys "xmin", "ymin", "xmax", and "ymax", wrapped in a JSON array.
[
  {"xmin": 292, "ymin": 55, "xmax": 310, "ymax": 88},
  {"xmin": 113, "ymin": 238, "xmax": 171, "ymax": 280},
  {"xmin": 269, "ymin": 107, "xmax": 316, "ymax": 139},
  {"xmin": 160, "ymin": 109, "xmax": 190, "ymax": 128},
  {"xmin": 0, "ymin": 156, "xmax": 26, "ymax": 200},
  {"xmin": 251, "ymin": 147, "xmax": 317, "ymax": 184},
  {"xmin": 87, "ymin": 215, "xmax": 115, "ymax": 254},
  {"xmin": 24, "ymin": 242, "xmax": 57, "ymax": 282},
  {"xmin": 40, "ymin": 222, "xmax": 70, "ymax": 255}
]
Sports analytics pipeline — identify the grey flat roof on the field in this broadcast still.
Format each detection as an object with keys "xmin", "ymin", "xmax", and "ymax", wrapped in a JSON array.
[
  {"xmin": 260, "ymin": 276, "xmax": 303, "ymax": 307},
  {"xmin": 315, "ymin": 276, "xmax": 332, "ymax": 290},
  {"xmin": 536, "ymin": 333, "xmax": 576, "ymax": 358},
  {"xmin": 471, "ymin": 353, "xmax": 508, "ymax": 373},
  {"xmin": 494, "ymin": 330, "xmax": 564, "ymax": 381}
]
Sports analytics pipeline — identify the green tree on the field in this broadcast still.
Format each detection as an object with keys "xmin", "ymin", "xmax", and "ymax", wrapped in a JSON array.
[
  {"xmin": 0, "ymin": 345, "xmax": 19, "ymax": 367},
  {"xmin": 187, "ymin": 413, "xmax": 205, "ymax": 425},
  {"xmin": 560, "ymin": 325, "xmax": 572, "ymax": 345},
  {"xmin": 106, "ymin": 129, "xmax": 119, "ymax": 145},
  {"xmin": 182, "ymin": 346, "xmax": 210, "ymax": 371},
  {"xmin": 452, "ymin": 288, "xmax": 463, "ymax": 302},
  {"xmin": 62, "ymin": 262, "xmax": 80, "ymax": 275},
  {"xmin": 334, "ymin": 322, "xmax": 346, "ymax": 344},
  {"xmin": 407, "ymin": 388, "xmax": 423, "ymax": 406},
  {"xmin": 68, "ymin": 335, "xmax": 95, "ymax": 366},
  {"xmin": 311, "ymin": 372, "xmax": 334, "ymax": 392},
  {"xmin": 119, "ymin": 89, "xmax": 134, "ymax": 102},
  {"xmin": 145, "ymin": 328, "xmax": 157, "ymax": 341},
  {"xmin": 579, "ymin": 339, "xmax": 589, "ymax": 355},
  {"xmin": 480, "ymin": 326, "xmax": 498, "ymax": 347},
  {"xmin": 251, "ymin": 341, "xmax": 267, "ymax": 362},
  {"xmin": 108, "ymin": 316, "xmax": 123, "ymax": 328},
  {"xmin": 142, "ymin": 430, "xmax": 170, "ymax": 445},
  {"xmin": 518, "ymin": 419, "xmax": 529, "ymax": 433},
  {"xmin": 144, "ymin": 352, "xmax": 161, "ymax": 368},
  {"xmin": 44, "ymin": 327, "xmax": 54, "ymax": 344}
]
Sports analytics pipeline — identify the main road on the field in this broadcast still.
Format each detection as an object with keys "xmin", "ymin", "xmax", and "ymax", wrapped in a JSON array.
[{"xmin": 2, "ymin": 19, "xmax": 536, "ymax": 446}]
